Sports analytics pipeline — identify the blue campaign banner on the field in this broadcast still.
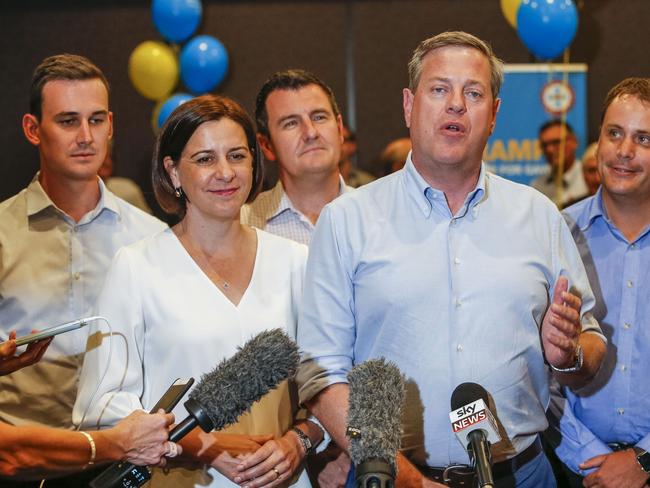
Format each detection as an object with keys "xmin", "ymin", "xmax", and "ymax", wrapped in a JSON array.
[{"xmin": 485, "ymin": 64, "xmax": 587, "ymax": 186}]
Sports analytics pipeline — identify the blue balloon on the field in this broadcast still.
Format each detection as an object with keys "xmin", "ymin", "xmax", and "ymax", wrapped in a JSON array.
[
  {"xmin": 180, "ymin": 35, "xmax": 229, "ymax": 94},
  {"xmin": 152, "ymin": 0, "xmax": 202, "ymax": 43},
  {"xmin": 158, "ymin": 93, "xmax": 193, "ymax": 129},
  {"xmin": 517, "ymin": 0, "xmax": 578, "ymax": 60}
]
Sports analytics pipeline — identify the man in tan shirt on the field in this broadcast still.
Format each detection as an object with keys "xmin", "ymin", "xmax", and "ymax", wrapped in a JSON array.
[
  {"xmin": 241, "ymin": 69, "xmax": 350, "ymax": 246},
  {"xmin": 0, "ymin": 54, "xmax": 165, "ymax": 444}
]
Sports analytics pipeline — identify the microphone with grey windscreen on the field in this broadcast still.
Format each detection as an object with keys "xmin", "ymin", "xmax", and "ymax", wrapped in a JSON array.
[
  {"xmin": 91, "ymin": 328, "xmax": 300, "ymax": 488},
  {"xmin": 346, "ymin": 358, "xmax": 405, "ymax": 488}
]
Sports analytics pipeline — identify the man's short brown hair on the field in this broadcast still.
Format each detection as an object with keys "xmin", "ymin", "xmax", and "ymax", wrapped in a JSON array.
[
  {"xmin": 601, "ymin": 77, "xmax": 650, "ymax": 123},
  {"xmin": 30, "ymin": 54, "xmax": 109, "ymax": 119}
]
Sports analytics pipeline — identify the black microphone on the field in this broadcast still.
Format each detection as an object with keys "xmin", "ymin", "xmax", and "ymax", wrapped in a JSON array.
[
  {"xmin": 346, "ymin": 358, "xmax": 405, "ymax": 488},
  {"xmin": 91, "ymin": 328, "xmax": 300, "ymax": 488},
  {"xmin": 449, "ymin": 382, "xmax": 501, "ymax": 488}
]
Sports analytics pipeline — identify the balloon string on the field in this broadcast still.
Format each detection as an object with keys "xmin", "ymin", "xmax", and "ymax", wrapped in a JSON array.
[
  {"xmin": 548, "ymin": 49, "xmax": 571, "ymax": 208},
  {"xmin": 557, "ymin": 48, "xmax": 571, "ymax": 208}
]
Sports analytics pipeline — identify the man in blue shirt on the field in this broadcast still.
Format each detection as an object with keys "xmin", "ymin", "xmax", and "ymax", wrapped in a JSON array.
[
  {"xmin": 297, "ymin": 31, "xmax": 606, "ymax": 488},
  {"xmin": 549, "ymin": 78, "xmax": 650, "ymax": 488}
]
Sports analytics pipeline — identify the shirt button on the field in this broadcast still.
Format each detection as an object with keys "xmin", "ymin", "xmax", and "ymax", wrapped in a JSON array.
[
  {"xmin": 457, "ymin": 344, "xmax": 463, "ymax": 352},
  {"xmin": 631, "ymin": 243, "xmax": 636, "ymax": 249},
  {"xmin": 624, "ymin": 322, "xmax": 631, "ymax": 329},
  {"xmin": 74, "ymin": 272, "xmax": 81, "ymax": 280},
  {"xmin": 455, "ymin": 298, "xmax": 462, "ymax": 307},
  {"xmin": 617, "ymin": 408, "xmax": 625, "ymax": 415},
  {"xmin": 620, "ymin": 364, "xmax": 627, "ymax": 372},
  {"xmin": 627, "ymin": 281, "xmax": 634, "ymax": 288},
  {"xmin": 454, "ymin": 257, "xmax": 461, "ymax": 265}
]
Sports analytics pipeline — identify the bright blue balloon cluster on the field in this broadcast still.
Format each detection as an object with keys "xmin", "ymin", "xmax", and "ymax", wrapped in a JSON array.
[
  {"xmin": 180, "ymin": 35, "xmax": 229, "ymax": 94},
  {"xmin": 142, "ymin": 0, "xmax": 230, "ymax": 132},
  {"xmin": 152, "ymin": 0, "xmax": 202, "ymax": 43},
  {"xmin": 158, "ymin": 93, "xmax": 193, "ymax": 129},
  {"xmin": 517, "ymin": 0, "xmax": 578, "ymax": 60}
]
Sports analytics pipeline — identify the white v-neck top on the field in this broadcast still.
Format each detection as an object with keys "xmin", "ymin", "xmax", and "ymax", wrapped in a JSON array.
[{"xmin": 73, "ymin": 227, "xmax": 309, "ymax": 487}]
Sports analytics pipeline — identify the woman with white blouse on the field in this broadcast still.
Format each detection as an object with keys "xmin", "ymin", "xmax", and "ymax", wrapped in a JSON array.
[{"xmin": 73, "ymin": 95, "xmax": 321, "ymax": 487}]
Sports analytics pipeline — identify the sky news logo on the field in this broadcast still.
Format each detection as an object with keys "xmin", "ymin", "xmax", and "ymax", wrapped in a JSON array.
[
  {"xmin": 449, "ymin": 398, "xmax": 489, "ymax": 433},
  {"xmin": 452, "ymin": 409, "xmax": 487, "ymax": 433}
]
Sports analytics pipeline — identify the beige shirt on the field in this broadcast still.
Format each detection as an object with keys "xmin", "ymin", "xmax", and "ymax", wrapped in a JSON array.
[
  {"xmin": 241, "ymin": 177, "xmax": 351, "ymax": 246},
  {"xmin": 0, "ymin": 175, "xmax": 166, "ymax": 428}
]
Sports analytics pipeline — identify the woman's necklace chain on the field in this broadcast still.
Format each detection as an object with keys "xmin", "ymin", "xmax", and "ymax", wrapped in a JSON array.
[
  {"xmin": 186, "ymin": 242, "xmax": 232, "ymax": 290},
  {"xmin": 207, "ymin": 260, "xmax": 231, "ymax": 290}
]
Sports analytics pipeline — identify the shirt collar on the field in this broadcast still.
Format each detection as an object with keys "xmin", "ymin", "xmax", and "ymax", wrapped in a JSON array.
[
  {"xmin": 574, "ymin": 189, "xmax": 606, "ymax": 232},
  {"xmin": 26, "ymin": 172, "xmax": 121, "ymax": 221},
  {"xmin": 26, "ymin": 174, "xmax": 55, "ymax": 216},
  {"xmin": 576, "ymin": 188, "xmax": 650, "ymax": 243},
  {"xmin": 99, "ymin": 178, "xmax": 122, "ymax": 217},
  {"xmin": 403, "ymin": 152, "xmax": 486, "ymax": 218}
]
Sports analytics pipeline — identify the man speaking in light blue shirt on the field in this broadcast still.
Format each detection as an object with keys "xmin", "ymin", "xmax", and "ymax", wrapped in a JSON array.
[
  {"xmin": 296, "ymin": 31, "xmax": 606, "ymax": 488},
  {"xmin": 548, "ymin": 78, "xmax": 650, "ymax": 488}
]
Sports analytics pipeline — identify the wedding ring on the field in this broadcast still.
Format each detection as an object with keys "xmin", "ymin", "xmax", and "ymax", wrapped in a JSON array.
[
  {"xmin": 165, "ymin": 441, "xmax": 179, "ymax": 458},
  {"xmin": 272, "ymin": 467, "xmax": 280, "ymax": 479}
]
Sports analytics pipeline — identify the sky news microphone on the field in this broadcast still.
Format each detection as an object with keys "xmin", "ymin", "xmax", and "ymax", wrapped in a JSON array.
[
  {"xmin": 91, "ymin": 328, "xmax": 300, "ymax": 488},
  {"xmin": 450, "ymin": 382, "xmax": 501, "ymax": 488},
  {"xmin": 346, "ymin": 358, "xmax": 405, "ymax": 488}
]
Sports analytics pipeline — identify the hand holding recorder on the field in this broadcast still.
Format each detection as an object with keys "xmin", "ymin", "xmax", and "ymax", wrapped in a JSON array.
[
  {"xmin": 0, "ymin": 316, "xmax": 104, "ymax": 375},
  {"xmin": 0, "ymin": 330, "xmax": 52, "ymax": 376}
]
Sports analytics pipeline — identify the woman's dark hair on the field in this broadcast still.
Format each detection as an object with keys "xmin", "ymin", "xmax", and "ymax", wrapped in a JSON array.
[{"xmin": 152, "ymin": 95, "xmax": 263, "ymax": 218}]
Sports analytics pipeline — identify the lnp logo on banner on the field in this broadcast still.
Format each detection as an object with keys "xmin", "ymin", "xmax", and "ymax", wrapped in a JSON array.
[{"xmin": 542, "ymin": 80, "xmax": 575, "ymax": 116}]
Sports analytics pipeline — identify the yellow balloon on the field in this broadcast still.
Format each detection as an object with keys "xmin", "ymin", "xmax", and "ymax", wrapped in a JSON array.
[
  {"xmin": 500, "ymin": 0, "xmax": 521, "ymax": 29},
  {"xmin": 129, "ymin": 41, "xmax": 179, "ymax": 101}
]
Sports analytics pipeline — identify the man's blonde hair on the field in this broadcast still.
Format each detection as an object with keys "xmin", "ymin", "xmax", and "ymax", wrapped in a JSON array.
[{"xmin": 407, "ymin": 31, "xmax": 504, "ymax": 99}]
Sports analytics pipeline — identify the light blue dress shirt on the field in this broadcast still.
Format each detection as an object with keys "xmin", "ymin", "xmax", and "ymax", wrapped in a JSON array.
[
  {"xmin": 297, "ymin": 156, "xmax": 601, "ymax": 467},
  {"xmin": 549, "ymin": 190, "xmax": 650, "ymax": 474}
]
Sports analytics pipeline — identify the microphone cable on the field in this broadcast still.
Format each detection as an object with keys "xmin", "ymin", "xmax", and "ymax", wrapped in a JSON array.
[
  {"xmin": 75, "ymin": 316, "xmax": 114, "ymax": 430},
  {"xmin": 38, "ymin": 315, "xmax": 113, "ymax": 488}
]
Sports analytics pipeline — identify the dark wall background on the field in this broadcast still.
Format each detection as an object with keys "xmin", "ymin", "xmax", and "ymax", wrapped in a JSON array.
[{"xmin": 2, "ymin": 0, "xmax": 648, "ymax": 212}]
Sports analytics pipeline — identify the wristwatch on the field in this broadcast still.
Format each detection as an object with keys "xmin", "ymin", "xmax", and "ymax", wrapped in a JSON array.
[
  {"xmin": 633, "ymin": 447, "xmax": 650, "ymax": 473},
  {"xmin": 550, "ymin": 344, "xmax": 583, "ymax": 373},
  {"xmin": 292, "ymin": 427, "xmax": 314, "ymax": 455}
]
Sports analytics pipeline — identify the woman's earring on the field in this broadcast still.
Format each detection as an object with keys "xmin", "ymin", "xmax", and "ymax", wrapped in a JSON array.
[{"xmin": 174, "ymin": 187, "xmax": 183, "ymax": 198}]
